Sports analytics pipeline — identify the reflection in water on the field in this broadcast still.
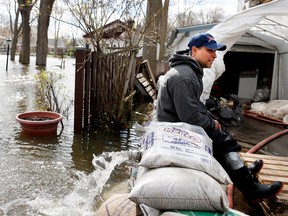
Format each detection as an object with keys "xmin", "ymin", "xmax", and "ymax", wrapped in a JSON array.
[
  {"xmin": 16, "ymin": 131, "xmax": 61, "ymax": 145},
  {"xmin": 71, "ymin": 126, "xmax": 141, "ymax": 173}
]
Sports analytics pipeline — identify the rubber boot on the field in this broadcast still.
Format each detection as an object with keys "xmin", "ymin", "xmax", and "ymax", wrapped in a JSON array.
[
  {"xmin": 248, "ymin": 159, "xmax": 264, "ymax": 183},
  {"xmin": 229, "ymin": 166, "xmax": 284, "ymax": 203},
  {"xmin": 248, "ymin": 159, "xmax": 263, "ymax": 175}
]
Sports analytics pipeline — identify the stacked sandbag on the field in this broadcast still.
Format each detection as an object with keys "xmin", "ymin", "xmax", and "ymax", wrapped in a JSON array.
[
  {"xmin": 128, "ymin": 121, "xmax": 232, "ymax": 212},
  {"xmin": 95, "ymin": 193, "xmax": 142, "ymax": 216},
  {"xmin": 250, "ymin": 100, "xmax": 288, "ymax": 123}
]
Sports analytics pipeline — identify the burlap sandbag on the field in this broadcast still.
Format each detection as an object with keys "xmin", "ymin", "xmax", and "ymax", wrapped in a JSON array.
[{"xmin": 96, "ymin": 193, "xmax": 143, "ymax": 216}]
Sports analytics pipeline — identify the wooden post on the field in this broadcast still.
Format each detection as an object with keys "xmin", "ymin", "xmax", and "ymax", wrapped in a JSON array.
[
  {"xmin": 83, "ymin": 49, "xmax": 91, "ymax": 131},
  {"xmin": 116, "ymin": 50, "xmax": 137, "ymax": 121},
  {"xmin": 90, "ymin": 52, "xmax": 97, "ymax": 126},
  {"xmin": 74, "ymin": 47, "xmax": 86, "ymax": 134}
]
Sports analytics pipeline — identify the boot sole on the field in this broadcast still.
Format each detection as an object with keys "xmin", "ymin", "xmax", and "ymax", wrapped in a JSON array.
[{"xmin": 248, "ymin": 182, "xmax": 284, "ymax": 204}]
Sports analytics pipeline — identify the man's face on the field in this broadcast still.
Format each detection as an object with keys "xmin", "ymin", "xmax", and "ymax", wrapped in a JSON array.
[{"xmin": 191, "ymin": 46, "xmax": 217, "ymax": 68}]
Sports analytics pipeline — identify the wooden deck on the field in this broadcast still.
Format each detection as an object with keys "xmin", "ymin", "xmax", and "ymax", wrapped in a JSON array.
[{"xmin": 241, "ymin": 153, "xmax": 288, "ymax": 216}]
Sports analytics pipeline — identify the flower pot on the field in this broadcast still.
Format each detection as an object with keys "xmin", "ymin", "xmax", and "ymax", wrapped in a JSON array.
[{"xmin": 16, "ymin": 111, "xmax": 63, "ymax": 135}]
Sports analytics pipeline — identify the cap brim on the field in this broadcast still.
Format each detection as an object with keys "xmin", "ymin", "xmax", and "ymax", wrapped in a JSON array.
[{"xmin": 205, "ymin": 43, "xmax": 226, "ymax": 51}]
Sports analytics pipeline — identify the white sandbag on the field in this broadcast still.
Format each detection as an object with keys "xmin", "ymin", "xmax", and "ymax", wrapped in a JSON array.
[
  {"xmin": 283, "ymin": 115, "xmax": 288, "ymax": 123},
  {"xmin": 140, "ymin": 204, "xmax": 160, "ymax": 216},
  {"xmin": 139, "ymin": 121, "xmax": 231, "ymax": 184},
  {"xmin": 128, "ymin": 167, "xmax": 229, "ymax": 212},
  {"xmin": 250, "ymin": 100, "xmax": 288, "ymax": 122},
  {"xmin": 274, "ymin": 104, "xmax": 288, "ymax": 120},
  {"xmin": 250, "ymin": 102, "xmax": 268, "ymax": 114},
  {"xmin": 262, "ymin": 100, "xmax": 288, "ymax": 120}
]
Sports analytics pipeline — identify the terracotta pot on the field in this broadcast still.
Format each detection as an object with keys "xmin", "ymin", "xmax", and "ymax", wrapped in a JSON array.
[{"xmin": 16, "ymin": 111, "xmax": 63, "ymax": 135}]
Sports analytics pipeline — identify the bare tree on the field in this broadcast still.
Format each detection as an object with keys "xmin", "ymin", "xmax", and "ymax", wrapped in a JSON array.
[
  {"xmin": 9, "ymin": 0, "xmax": 22, "ymax": 61},
  {"xmin": 51, "ymin": 1, "xmax": 64, "ymax": 57},
  {"xmin": 170, "ymin": 3, "xmax": 225, "ymax": 28},
  {"xmin": 36, "ymin": 0, "xmax": 55, "ymax": 66},
  {"xmin": 64, "ymin": 0, "xmax": 146, "ymax": 53},
  {"xmin": 203, "ymin": 7, "xmax": 225, "ymax": 23}
]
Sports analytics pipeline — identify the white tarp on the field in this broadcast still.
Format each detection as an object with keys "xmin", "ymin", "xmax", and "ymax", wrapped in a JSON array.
[{"xmin": 201, "ymin": 0, "xmax": 288, "ymax": 103}]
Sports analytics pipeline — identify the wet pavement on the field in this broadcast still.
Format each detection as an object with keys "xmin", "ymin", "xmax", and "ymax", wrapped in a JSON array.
[{"xmin": 228, "ymin": 114, "xmax": 288, "ymax": 156}]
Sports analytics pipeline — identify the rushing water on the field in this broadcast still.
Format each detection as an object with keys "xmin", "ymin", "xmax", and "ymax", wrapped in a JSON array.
[{"xmin": 0, "ymin": 54, "xmax": 143, "ymax": 216}]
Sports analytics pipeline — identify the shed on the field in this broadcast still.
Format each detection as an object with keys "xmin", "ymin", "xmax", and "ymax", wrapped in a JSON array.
[{"xmin": 167, "ymin": 0, "xmax": 288, "ymax": 103}]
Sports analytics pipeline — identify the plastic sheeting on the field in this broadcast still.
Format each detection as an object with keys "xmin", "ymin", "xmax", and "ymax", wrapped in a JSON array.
[{"xmin": 201, "ymin": 0, "xmax": 288, "ymax": 103}]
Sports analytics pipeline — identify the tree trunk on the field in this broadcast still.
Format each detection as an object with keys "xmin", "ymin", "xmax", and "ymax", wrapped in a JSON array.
[
  {"xmin": 53, "ymin": 2, "xmax": 64, "ymax": 57},
  {"xmin": 143, "ymin": 0, "xmax": 163, "ymax": 76},
  {"xmin": 36, "ymin": 0, "xmax": 55, "ymax": 66},
  {"xmin": 18, "ymin": 1, "xmax": 32, "ymax": 65},
  {"xmin": 158, "ymin": 0, "xmax": 169, "ymax": 63},
  {"xmin": 10, "ymin": 7, "xmax": 22, "ymax": 61}
]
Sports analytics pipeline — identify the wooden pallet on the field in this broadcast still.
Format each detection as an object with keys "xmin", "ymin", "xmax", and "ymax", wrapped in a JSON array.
[{"xmin": 241, "ymin": 153, "xmax": 288, "ymax": 215}]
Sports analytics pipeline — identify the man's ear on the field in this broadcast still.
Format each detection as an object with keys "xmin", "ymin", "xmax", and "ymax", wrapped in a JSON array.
[{"xmin": 191, "ymin": 46, "xmax": 198, "ymax": 55}]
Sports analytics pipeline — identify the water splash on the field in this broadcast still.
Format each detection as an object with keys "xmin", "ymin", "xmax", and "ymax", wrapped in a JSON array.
[{"xmin": 27, "ymin": 150, "xmax": 129, "ymax": 216}]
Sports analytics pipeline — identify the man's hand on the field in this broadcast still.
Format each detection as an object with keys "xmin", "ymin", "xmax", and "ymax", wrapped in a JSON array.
[{"xmin": 214, "ymin": 120, "xmax": 221, "ymax": 130}]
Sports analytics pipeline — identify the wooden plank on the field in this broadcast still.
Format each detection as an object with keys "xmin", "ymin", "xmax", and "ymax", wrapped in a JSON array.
[
  {"xmin": 277, "ymin": 193, "xmax": 288, "ymax": 201},
  {"xmin": 241, "ymin": 153, "xmax": 288, "ymax": 162},
  {"xmin": 134, "ymin": 78, "xmax": 149, "ymax": 96},
  {"xmin": 148, "ymin": 89, "xmax": 155, "ymax": 96},
  {"xmin": 142, "ymin": 80, "xmax": 150, "ymax": 87},
  {"xmin": 142, "ymin": 60, "xmax": 157, "ymax": 89},
  {"xmin": 259, "ymin": 169, "xmax": 288, "ymax": 178},
  {"xmin": 246, "ymin": 164, "xmax": 288, "ymax": 172},
  {"xmin": 247, "ymin": 159, "xmax": 288, "ymax": 166},
  {"xmin": 259, "ymin": 175, "xmax": 288, "ymax": 185},
  {"xmin": 138, "ymin": 77, "xmax": 147, "ymax": 83},
  {"xmin": 136, "ymin": 73, "xmax": 144, "ymax": 79},
  {"xmin": 145, "ymin": 85, "xmax": 152, "ymax": 92}
]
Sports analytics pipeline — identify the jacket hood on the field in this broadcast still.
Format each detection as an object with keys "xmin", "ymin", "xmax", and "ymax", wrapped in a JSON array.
[{"xmin": 169, "ymin": 53, "xmax": 203, "ymax": 77}]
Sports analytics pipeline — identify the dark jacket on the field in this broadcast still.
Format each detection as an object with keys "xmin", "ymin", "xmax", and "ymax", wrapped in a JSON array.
[{"xmin": 156, "ymin": 53, "xmax": 215, "ymax": 131}]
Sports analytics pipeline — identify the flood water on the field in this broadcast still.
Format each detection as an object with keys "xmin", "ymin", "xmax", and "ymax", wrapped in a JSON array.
[{"xmin": 0, "ymin": 54, "xmax": 142, "ymax": 215}]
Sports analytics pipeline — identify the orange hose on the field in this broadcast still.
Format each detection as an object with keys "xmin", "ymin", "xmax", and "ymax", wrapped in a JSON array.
[
  {"xmin": 243, "ymin": 110, "xmax": 288, "ymax": 153},
  {"xmin": 247, "ymin": 128, "xmax": 288, "ymax": 153},
  {"xmin": 244, "ymin": 110, "xmax": 288, "ymax": 126}
]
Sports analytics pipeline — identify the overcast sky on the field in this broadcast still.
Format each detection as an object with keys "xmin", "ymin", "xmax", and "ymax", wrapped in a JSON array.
[
  {"xmin": 210, "ymin": 0, "xmax": 238, "ymax": 15},
  {"xmin": 181, "ymin": 0, "xmax": 238, "ymax": 16},
  {"xmin": 0, "ymin": 0, "xmax": 239, "ymax": 38}
]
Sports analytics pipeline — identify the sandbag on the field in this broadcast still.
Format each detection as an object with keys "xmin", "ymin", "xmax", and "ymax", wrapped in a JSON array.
[
  {"xmin": 251, "ymin": 100, "xmax": 288, "ymax": 121},
  {"xmin": 95, "ymin": 193, "xmax": 143, "ymax": 216},
  {"xmin": 139, "ymin": 121, "xmax": 231, "ymax": 184},
  {"xmin": 128, "ymin": 167, "xmax": 229, "ymax": 212},
  {"xmin": 250, "ymin": 101, "xmax": 268, "ymax": 114}
]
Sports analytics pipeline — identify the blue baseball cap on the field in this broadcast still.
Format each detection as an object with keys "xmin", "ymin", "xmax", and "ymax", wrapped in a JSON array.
[{"xmin": 188, "ymin": 33, "xmax": 226, "ymax": 51}]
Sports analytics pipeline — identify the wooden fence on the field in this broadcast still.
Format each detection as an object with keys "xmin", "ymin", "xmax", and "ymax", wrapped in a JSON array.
[{"xmin": 74, "ymin": 47, "xmax": 137, "ymax": 133}]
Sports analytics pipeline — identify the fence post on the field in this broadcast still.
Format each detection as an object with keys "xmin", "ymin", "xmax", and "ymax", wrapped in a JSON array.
[
  {"xmin": 83, "ymin": 49, "xmax": 91, "ymax": 131},
  {"xmin": 74, "ymin": 47, "xmax": 86, "ymax": 134}
]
